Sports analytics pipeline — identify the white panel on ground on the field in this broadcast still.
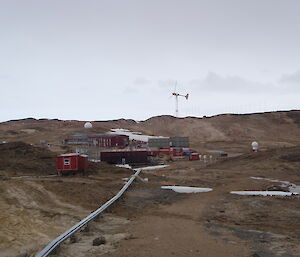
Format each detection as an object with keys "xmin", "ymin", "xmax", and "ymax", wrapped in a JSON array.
[
  {"xmin": 161, "ymin": 186, "xmax": 213, "ymax": 193},
  {"xmin": 250, "ymin": 177, "xmax": 300, "ymax": 193}
]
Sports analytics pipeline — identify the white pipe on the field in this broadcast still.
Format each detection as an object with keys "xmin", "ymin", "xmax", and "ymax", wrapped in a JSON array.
[{"xmin": 36, "ymin": 168, "xmax": 141, "ymax": 257}]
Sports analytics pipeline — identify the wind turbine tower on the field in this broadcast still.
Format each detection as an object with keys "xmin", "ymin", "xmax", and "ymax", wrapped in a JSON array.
[{"xmin": 171, "ymin": 83, "xmax": 189, "ymax": 117}]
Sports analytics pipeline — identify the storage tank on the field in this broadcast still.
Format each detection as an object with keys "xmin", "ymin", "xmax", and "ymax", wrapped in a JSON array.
[
  {"xmin": 84, "ymin": 122, "xmax": 93, "ymax": 129},
  {"xmin": 251, "ymin": 141, "xmax": 259, "ymax": 152}
]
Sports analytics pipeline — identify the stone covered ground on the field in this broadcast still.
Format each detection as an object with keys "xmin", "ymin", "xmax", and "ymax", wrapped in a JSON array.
[{"xmin": 0, "ymin": 142, "xmax": 299, "ymax": 257}]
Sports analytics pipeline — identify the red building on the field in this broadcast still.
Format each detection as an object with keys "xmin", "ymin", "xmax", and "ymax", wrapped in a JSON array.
[
  {"xmin": 64, "ymin": 134, "xmax": 129, "ymax": 148},
  {"xmin": 89, "ymin": 134, "xmax": 129, "ymax": 148},
  {"xmin": 56, "ymin": 153, "xmax": 88, "ymax": 175},
  {"xmin": 159, "ymin": 147, "xmax": 171, "ymax": 156},
  {"xmin": 172, "ymin": 147, "xmax": 184, "ymax": 156},
  {"xmin": 147, "ymin": 149, "xmax": 160, "ymax": 156},
  {"xmin": 158, "ymin": 147, "xmax": 184, "ymax": 156}
]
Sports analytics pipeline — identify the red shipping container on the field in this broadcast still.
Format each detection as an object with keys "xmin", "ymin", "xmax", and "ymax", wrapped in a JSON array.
[
  {"xmin": 171, "ymin": 147, "xmax": 183, "ymax": 156},
  {"xmin": 56, "ymin": 153, "xmax": 88, "ymax": 175},
  {"xmin": 159, "ymin": 148, "xmax": 171, "ymax": 155},
  {"xmin": 189, "ymin": 153, "xmax": 200, "ymax": 161}
]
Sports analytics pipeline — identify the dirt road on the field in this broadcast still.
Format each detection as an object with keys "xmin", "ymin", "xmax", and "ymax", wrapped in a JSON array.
[
  {"xmin": 1, "ymin": 147, "xmax": 300, "ymax": 257},
  {"xmin": 55, "ymin": 155, "xmax": 300, "ymax": 257},
  {"xmin": 104, "ymin": 165, "xmax": 299, "ymax": 257}
]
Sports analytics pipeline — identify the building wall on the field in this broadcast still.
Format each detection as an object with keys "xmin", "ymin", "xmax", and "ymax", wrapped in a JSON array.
[
  {"xmin": 90, "ymin": 135, "xmax": 129, "ymax": 147},
  {"xmin": 56, "ymin": 156, "xmax": 78, "ymax": 171},
  {"xmin": 170, "ymin": 137, "xmax": 190, "ymax": 147},
  {"xmin": 56, "ymin": 155, "xmax": 88, "ymax": 171},
  {"xmin": 148, "ymin": 137, "xmax": 190, "ymax": 148},
  {"xmin": 66, "ymin": 134, "xmax": 129, "ymax": 148},
  {"xmin": 64, "ymin": 134, "xmax": 89, "ymax": 144},
  {"xmin": 100, "ymin": 150, "xmax": 148, "ymax": 164},
  {"xmin": 148, "ymin": 138, "xmax": 170, "ymax": 148}
]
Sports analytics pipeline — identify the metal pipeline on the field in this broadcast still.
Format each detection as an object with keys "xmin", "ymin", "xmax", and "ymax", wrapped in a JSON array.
[{"xmin": 36, "ymin": 168, "xmax": 141, "ymax": 257}]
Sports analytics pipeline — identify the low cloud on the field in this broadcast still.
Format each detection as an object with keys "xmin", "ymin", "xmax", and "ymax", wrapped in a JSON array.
[
  {"xmin": 279, "ymin": 70, "xmax": 300, "ymax": 85},
  {"xmin": 133, "ymin": 77, "xmax": 151, "ymax": 85},
  {"xmin": 158, "ymin": 79, "xmax": 178, "ymax": 89},
  {"xmin": 189, "ymin": 72, "xmax": 273, "ymax": 93},
  {"xmin": 123, "ymin": 86, "xmax": 139, "ymax": 94}
]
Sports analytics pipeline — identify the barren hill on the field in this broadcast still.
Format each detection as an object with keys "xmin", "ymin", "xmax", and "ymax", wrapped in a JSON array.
[
  {"xmin": 1, "ymin": 112, "xmax": 300, "ymax": 257},
  {"xmin": 0, "ymin": 141, "xmax": 56, "ymax": 176},
  {"xmin": 1, "ymin": 110, "xmax": 300, "ymax": 152}
]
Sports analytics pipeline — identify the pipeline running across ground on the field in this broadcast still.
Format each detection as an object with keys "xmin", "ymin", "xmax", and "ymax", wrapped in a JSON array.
[{"xmin": 35, "ymin": 168, "xmax": 142, "ymax": 257}]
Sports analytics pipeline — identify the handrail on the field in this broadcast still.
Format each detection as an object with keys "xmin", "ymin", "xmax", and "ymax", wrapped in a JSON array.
[{"xmin": 36, "ymin": 168, "xmax": 141, "ymax": 257}]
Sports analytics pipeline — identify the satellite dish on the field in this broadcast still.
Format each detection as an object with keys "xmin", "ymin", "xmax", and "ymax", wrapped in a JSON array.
[
  {"xmin": 251, "ymin": 141, "xmax": 259, "ymax": 151},
  {"xmin": 84, "ymin": 122, "xmax": 93, "ymax": 129}
]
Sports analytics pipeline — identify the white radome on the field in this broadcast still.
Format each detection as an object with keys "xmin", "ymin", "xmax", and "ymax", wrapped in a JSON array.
[
  {"xmin": 251, "ymin": 141, "xmax": 259, "ymax": 150},
  {"xmin": 84, "ymin": 122, "xmax": 93, "ymax": 129}
]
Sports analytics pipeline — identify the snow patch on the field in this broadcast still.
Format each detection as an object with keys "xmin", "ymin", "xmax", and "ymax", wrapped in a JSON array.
[
  {"xmin": 250, "ymin": 177, "xmax": 300, "ymax": 194},
  {"xmin": 230, "ymin": 191, "xmax": 299, "ymax": 196},
  {"xmin": 89, "ymin": 159, "xmax": 101, "ymax": 163},
  {"xmin": 161, "ymin": 186, "xmax": 213, "ymax": 193},
  {"xmin": 250, "ymin": 176, "xmax": 290, "ymax": 184},
  {"xmin": 116, "ymin": 164, "xmax": 132, "ymax": 169},
  {"xmin": 291, "ymin": 186, "xmax": 300, "ymax": 194}
]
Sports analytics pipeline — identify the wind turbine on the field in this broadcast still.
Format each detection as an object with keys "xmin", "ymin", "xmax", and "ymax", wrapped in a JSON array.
[{"xmin": 171, "ymin": 82, "xmax": 189, "ymax": 117}]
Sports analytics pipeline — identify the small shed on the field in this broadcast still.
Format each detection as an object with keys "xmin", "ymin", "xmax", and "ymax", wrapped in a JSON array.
[{"xmin": 56, "ymin": 153, "xmax": 88, "ymax": 174}]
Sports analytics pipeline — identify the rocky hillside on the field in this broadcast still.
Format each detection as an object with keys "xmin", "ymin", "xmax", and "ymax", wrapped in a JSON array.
[
  {"xmin": 0, "ymin": 141, "xmax": 56, "ymax": 175},
  {"xmin": 1, "ymin": 110, "xmax": 300, "ymax": 152}
]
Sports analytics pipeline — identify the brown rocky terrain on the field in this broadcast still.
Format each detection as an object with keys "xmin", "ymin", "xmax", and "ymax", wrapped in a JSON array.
[
  {"xmin": 1, "ymin": 110, "xmax": 300, "ymax": 153},
  {"xmin": 0, "ymin": 157, "xmax": 135, "ymax": 257},
  {"xmin": 0, "ymin": 142, "xmax": 56, "ymax": 176},
  {"xmin": 0, "ymin": 111, "xmax": 299, "ymax": 257},
  {"xmin": 47, "ymin": 147, "xmax": 300, "ymax": 257}
]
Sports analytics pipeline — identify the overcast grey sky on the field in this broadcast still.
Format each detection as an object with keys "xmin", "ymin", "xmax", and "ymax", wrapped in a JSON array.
[{"xmin": 1, "ymin": 0, "xmax": 300, "ymax": 121}]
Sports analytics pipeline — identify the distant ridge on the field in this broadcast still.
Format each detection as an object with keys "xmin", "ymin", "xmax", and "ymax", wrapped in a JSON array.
[{"xmin": 1, "ymin": 110, "xmax": 300, "ymax": 152}]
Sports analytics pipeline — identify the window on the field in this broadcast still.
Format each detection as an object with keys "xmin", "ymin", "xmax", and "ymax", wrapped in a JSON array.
[{"xmin": 64, "ymin": 159, "xmax": 70, "ymax": 165}]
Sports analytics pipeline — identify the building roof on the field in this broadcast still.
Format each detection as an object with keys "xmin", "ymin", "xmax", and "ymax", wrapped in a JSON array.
[
  {"xmin": 67, "ymin": 133, "xmax": 129, "ymax": 139},
  {"xmin": 100, "ymin": 149, "xmax": 147, "ymax": 153},
  {"xmin": 59, "ymin": 153, "xmax": 87, "ymax": 157}
]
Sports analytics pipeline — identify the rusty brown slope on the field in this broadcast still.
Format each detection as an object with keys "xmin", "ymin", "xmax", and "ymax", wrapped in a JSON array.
[{"xmin": 1, "ymin": 111, "xmax": 300, "ymax": 153}]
